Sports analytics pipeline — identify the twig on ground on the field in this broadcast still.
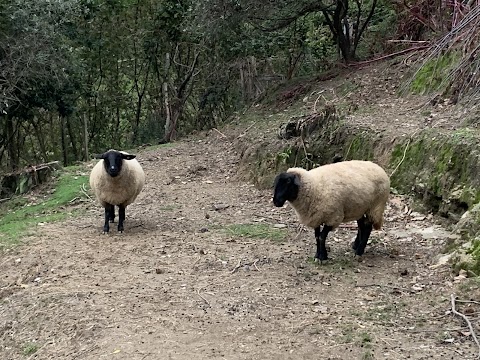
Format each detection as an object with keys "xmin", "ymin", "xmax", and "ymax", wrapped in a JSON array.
[
  {"xmin": 408, "ymin": 327, "xmax": 466, "ymax": 333},
  {"xmin": 231, "ymin": 258, "xmax": 260, "ymax": 273},
  {"xmin": 0, "ymin": 197, "xmax": 11, "ymax": 204},
  {"xmin": 196, "ymin": 290, "xmax": 211, "ymax": 307},
  {"xmin": 253, "ymin": 213, "xmax": 283, "ymax": 223},
  {"xmin": 294, "ymin": 225, "xmax": 305, "ymax": 240},
  {"xmin": 455, "ymin": 299, "xmax": 480, "ymax": 306},
  {"xmin": 312, "ymin": 91, "xmax": 326, "ymax": 113},
  {"xmin": 451, "ymin": 294, "xmax": 480, "ymax": 358},
  {"xmin": 389, "ymin": 139, "xmax": 410, "ymax": 178},
  {"xmin": 81, "ymin": 183, "xmax": 93, "ymax": 201},
  {"xmin": 252, "ymin": 258, "xmax": 260, "ymax": 272},
  {"xmin": 191, "ymin": 256, "xmax": 201, "ymax": 269},
  {"xmin": 376, "ymin": 336, "xmax": 403, "ymax": 358},
  {"xmin": 355, "ymin": 283, "xmax": 416, "ymax": 294},
  {"xmin": 231, "ymin": 259, "xmax": 242, "ymax": 273},
  {"xmin": 348, "ymin": 46, "xmax": 430, "ymax": 67},
  {"xmin": 212, "ymin": 128, "xmax": 227, "ymax": 138},
  {"xmin": 237, "ymin": 122, "xmax": 257, "ymax": 138}
]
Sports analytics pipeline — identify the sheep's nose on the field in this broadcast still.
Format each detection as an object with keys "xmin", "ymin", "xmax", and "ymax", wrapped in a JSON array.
[{"xmin": 110, "ymin": 165, "xmax": 115, "ymax": 170}]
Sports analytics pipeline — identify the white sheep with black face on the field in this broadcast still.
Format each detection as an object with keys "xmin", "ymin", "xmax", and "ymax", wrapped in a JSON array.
[
  {"xmin": 273, "ymin": 160, "xmax": 390, "ymax": 261},
  {"xmin": 89, "ymin": 149, "xmax": 145, "ymax": 233}
]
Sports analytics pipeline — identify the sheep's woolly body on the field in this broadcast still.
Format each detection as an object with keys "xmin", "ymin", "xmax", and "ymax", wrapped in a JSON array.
[
  {"xmin": 89, "ymin": 155, "xmax": 145, "ymax": 208},
  {"xmin": 287, "ymin": 160, "xmax": 389, "ymax": 230}
]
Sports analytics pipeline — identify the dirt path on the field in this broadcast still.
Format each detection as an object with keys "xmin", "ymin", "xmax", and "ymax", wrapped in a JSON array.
[{"xmin": 0, "ymin": 134, "xmax": 479, "ymax": 360}]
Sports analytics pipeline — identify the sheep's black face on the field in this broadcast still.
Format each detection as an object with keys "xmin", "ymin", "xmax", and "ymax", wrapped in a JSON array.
[
  {"xmin": 273, "ymin": 172, "xmax": 300, "ymax": 207},
  {"xmin": 95, "ymin": 150, "xmax": 136, "ymax": 178}
]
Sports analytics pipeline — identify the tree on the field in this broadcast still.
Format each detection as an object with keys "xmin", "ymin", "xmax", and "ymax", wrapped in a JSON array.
[{"xmin": 0, "ymin": 0, "xmax": 81, "ymax": 170}]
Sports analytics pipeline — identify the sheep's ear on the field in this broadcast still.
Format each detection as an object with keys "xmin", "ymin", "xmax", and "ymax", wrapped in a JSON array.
[
  {"xmin": 122, "ymin": 154, "xmax": 136, "ymax": 160},
  {"xmin": 94, "ymin": 153, "xmax": 106, "ymax": 159}
]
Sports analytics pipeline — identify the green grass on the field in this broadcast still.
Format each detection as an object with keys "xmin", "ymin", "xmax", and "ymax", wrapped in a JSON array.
[
  {"xmin": 159, "ymin": 204, "xmax": 181, "ymax": 211},
  {"xmin": 223, "ymin": 223, "xmax": 287, "ymax": 242},
  {"xmin": 0, "ymin": 167, "xmax": 89, "ymax": 248},
  {"xmin": 22, "ymin": 343, "xmax": 38, "ymax": 355},
  {"xmin": 410, "ymin": 52, "xmax": 459, "ymax": 94}
]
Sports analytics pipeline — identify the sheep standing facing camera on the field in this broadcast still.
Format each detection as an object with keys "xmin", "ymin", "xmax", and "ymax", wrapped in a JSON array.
[
  {"xmin": 89, "ymin": 149, "xmax": 145, "ymax": 233},
  {"xmin": 273, "ymin": 160, "xmax": 390, "ymax": 261}
]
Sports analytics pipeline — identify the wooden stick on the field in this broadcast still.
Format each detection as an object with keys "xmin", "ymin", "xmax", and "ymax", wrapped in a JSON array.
[
  {"xmin": 450, "ymin": 294, "xmax": 480, "ymax": 358},
  {"xmin": 212, "ymin": 128, "xmax": 227, "ymax": 138},
  {"xmin": 231, "ymin": 259, "xmax": 242, "ymax": 273},
  {"xmin": 196, "ymin": 290, "xmax": 211, "ymax": 307},
  {"xmin": 355, "ymin": 283, "xmax": 416, "ymax": 294},
  {"xmin": 237, "ymin": 122, "xmax": 257, "ymax": 138}
]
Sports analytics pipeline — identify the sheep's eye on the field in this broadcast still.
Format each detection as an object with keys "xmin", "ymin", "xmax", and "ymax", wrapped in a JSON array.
[{"xmin": 286, "ymin": 178, "xmax": 291, "ymax": 184}]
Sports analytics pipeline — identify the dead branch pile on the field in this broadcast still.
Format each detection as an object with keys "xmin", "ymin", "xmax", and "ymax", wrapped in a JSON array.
[
  {"xmin": 404, "ymin": 2, "xmax": 480, "ymax": 103},
  {"xmin": 277, "ymin": 104, "xmax": 338, "ymax": 140}
]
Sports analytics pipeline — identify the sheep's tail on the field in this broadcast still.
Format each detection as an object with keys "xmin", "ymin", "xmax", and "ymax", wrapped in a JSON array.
[{"xmin": 367, "ymin": 196, "xmax": 388, "ymax": 230}]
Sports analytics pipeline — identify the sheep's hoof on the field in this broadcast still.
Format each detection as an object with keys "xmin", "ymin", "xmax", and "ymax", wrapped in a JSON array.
[
  {"xmin": 355, "ymin": 248, "xmax": 366, "ymax": 257},
  {"xmin": 315, "ymin": 254, "xmax": 328, "ymax": 263},
  {"xmin": 315, "ymin": 259, "xmax": 327, "ymax": 265}
]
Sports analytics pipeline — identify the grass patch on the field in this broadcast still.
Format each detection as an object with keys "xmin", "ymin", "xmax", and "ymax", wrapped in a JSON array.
[
  {"xmin": 361, "ymin": 350, "xmax": 374, "ymax": 360},
  {"xmin": 0, "ymin": 167, "xmax": 89, "ymax": 248},
  {"xmin": 410, "ymin": 52, "xmax": 459, "ymax": 94},
  {"xmin": 341, "ymin": 324, "xmax": 356, "ymax": 343},
  {"xmin": 358, "ymin": 331, "xmax": 372, "ymax": 348},
  {"xmin": 22, "ymin": 343, "xmax": 38, "ymax": 355},
  {"xmin": 159, "ymin": 204, "xmax": 181, "ymax": 211},
  {"xmin": 223, "ymin": 223, "xmax": 287, "ymax": 242}
]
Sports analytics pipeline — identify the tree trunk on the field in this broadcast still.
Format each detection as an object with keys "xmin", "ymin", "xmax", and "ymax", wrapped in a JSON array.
[
  {"xmin": 32, "ymin": 119, "xmax": 47, "ymax": 161},
  {"xmin": 83, "ymin": 113, "xmax": 89, "ymax": 161},
  {"xmin": 60, "ymin": 115, "xmax": 68, "ymax": 166},
  {"xmin": 163, "ymin": 52, "xmax": 172, "ymax": 142},
  {"xmin": 6, "ymin": 116, "xmax": 18, "ymax": 171},
  {"xmin": 66, "ymin": 115, "xmax": 78, "ymax": 161}
]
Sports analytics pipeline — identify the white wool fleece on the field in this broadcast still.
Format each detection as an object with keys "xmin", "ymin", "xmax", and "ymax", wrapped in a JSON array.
[
  {"xmin": 89, "ymin": 157, "xmax": 145, "ymax": 208},
  {"xmin": 287, "ymin": 160, "xmax": 390, "ymax": 230}
]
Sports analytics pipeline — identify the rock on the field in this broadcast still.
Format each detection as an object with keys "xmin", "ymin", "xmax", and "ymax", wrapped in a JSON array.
[{"xmin": 454, "ymin": 202, "xmax": 480, "ymax": 238}]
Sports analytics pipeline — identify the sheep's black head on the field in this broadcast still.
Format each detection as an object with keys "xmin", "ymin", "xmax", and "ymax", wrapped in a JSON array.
[
  {"xmin": 273, "ymin": 172, "xmax": 300, "ymax": 207},
  {"xmin": 95, "ymin": 150, "xmax": 136, "ymax": 178}
]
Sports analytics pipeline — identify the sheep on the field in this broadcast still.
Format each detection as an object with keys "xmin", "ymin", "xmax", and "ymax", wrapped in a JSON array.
[
  {"xmin": 272, "ymin": 160, "xmax": 390, "ymax": 261},
  {"xmin": 89, "ymin": 149, "xmax": 145, "ymax": 233}
]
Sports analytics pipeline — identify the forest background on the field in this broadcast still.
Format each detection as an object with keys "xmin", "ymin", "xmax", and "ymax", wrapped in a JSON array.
[{"xmin": 1, "ymin": 0, "xmax": 478, "ymax": 172}]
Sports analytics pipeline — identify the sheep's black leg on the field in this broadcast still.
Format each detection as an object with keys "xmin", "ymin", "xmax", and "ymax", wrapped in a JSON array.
[
  {"xmin": 103, "ymin": 204, "xmax": 114, "ymax": 233},
  {"xmin": 355, "ymin": 216, "xmax": 373, "ymax": 256},
  {"xmin": 351, "ymin": 218, "xmax": 363, "ymax": 251},
  {"xmin": 118, "ymin": 206, "xmax": 126, "ymax": 233},
  {"xmin": 315, "ymin": 225, "xmax": 332, "ymax": 261},
  {"xmin": 109, "ymin": 206, "xmax": 115, "ymax": 223}
]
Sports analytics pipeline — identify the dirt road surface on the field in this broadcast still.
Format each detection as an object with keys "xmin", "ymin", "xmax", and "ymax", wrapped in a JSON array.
[{"xmin": 0, "ymin": 134, "xmax": 478, "ymax": 360}]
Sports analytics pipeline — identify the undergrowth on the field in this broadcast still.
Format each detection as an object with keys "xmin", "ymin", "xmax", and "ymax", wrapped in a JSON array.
[{"xmin": 0, "ymin": 167, "xmax": 89, "ymax": 248}]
